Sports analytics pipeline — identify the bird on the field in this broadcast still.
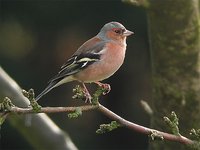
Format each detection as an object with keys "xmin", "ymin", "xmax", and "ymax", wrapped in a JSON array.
[{"xmin": 35, "ymin": 22, "xmax": 133, "ymax": 103}]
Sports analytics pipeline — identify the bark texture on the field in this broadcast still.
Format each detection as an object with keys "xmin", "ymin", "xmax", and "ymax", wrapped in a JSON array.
[{"xmin": 148, "ymin": 0, "xmax": 200, "ymax": 149}]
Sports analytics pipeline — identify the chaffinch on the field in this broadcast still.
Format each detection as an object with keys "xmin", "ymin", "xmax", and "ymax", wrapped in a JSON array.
[{"xmin": 36, "ymin": 22, "xmax": 133, "ymax": 103}]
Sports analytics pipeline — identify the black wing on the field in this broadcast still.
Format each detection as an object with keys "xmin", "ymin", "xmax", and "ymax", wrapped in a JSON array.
[
  {"xmin": 35, "ymin": 39, "xmax": 105, "ymax": 101},
  {"xmin": 50, "ymin": 52, "xmax": 101, "ymax": 83}
]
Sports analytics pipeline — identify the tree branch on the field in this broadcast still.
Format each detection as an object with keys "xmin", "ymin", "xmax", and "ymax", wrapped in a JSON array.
[
  {"xmin": 2, "ymin": 100, "xmax": 195, "ymax": 146},
  {"xmin": 9, "ymin": 105, "xmax": 98, "ymax": 114},
  {"xmin": 0, "ymin": 66, "xmax": 78, "ymax": 150},
  {"xmin": 97, "ymin": 103, "xmax": 194, "ymax": 145},
  {"xmin": 0, "ymin": 66, "xmax": 197, "ymax": 148}
]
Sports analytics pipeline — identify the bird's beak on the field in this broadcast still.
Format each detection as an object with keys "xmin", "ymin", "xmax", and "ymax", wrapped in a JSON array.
[{"xmin": 123, "ymin": 29, "xmax": 134, "ymax": 36}]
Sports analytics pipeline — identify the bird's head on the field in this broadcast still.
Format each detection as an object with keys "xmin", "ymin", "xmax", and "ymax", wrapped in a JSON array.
[{"xmin": 97, "ymin": 22, "xmax": 134, "ymax": 44}]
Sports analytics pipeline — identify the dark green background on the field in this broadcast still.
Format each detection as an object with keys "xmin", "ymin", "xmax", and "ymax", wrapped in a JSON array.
[{"xmin": 0, "ymin": 0, "xmax": 150, "ymax": 149}]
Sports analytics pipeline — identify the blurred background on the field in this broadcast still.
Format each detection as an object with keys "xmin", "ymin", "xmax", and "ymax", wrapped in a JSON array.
[{"xmin": 0, "ymin": 0, "xmax": 151, "ymax": 149}]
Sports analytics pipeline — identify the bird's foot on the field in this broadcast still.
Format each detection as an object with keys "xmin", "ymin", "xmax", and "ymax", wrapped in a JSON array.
[
  {"xmin": 82, "ymin": 83, "xmax": 92, "ymax": 103},
  {"xmin": 95, "ymin": 82, "xmax": 111, "ymax": 95},
  {"xmin": 83, "ymin": 90, "xmax": 92, "ymax": 103}
]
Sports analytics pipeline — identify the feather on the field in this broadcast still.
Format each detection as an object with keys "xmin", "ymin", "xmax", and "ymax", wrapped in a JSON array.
[{"xmin": 36, "ymin": 37, "xmax": 106, "ymax": 101}]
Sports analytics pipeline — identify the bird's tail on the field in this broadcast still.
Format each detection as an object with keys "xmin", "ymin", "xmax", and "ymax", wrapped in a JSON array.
[{"xmin": 35, "ymin": 81, "xmax": 58, "ymax": 101}]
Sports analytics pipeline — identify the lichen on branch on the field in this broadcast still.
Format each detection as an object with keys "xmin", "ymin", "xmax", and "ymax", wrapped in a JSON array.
[{"xmin": 0, "ymin": 86, "xmax": 196, "ymax": 147}]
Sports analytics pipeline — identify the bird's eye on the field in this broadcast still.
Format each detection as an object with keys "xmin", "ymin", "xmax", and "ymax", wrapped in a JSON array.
[{"xmin": 114, "ymin": 30, "xmax": 121, "ymax": 34}]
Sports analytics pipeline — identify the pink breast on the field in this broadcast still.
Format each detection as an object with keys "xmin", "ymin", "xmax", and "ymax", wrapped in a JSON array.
[{"xmin": 74, "ymin": 42, "xmax": 126, "ymax": 83}]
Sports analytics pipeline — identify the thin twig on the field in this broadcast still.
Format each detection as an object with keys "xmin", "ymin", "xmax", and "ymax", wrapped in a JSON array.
[
  {"xmin": 2, "ymin": 102, "xmax": 195, "ymax": 146},
  {"xmin": 97, "ymin": 103, "xmax": 194, "ymax": 145},
  {"xmin": 8, "ymin": 105, "xmax": 98, "ymax": 114}
]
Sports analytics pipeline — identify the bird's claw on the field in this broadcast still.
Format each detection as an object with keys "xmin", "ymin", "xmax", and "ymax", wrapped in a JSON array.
[
  {"xmin": 101, "ymin": 83, "xmax": 111, "ymax": 95},
  {"xmin": 84, "ymin": 93, "xmax": 92, "ymax": 103},
  {"xmin": 81, "ymin": 83, "xmax": 92, "ymax": 103},
  {"xmin": 95, "ymin": 82, "xmax": 111, "ymax": 95}
]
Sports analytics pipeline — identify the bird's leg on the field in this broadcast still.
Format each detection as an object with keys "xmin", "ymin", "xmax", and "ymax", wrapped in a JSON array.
[
  {"xmin": 94, "ymin": 81, "xmax": 111, "ymax": 95},
  {"xmin": 82, "ymin": 83, "xmax": 92, "ymax": 103}
]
